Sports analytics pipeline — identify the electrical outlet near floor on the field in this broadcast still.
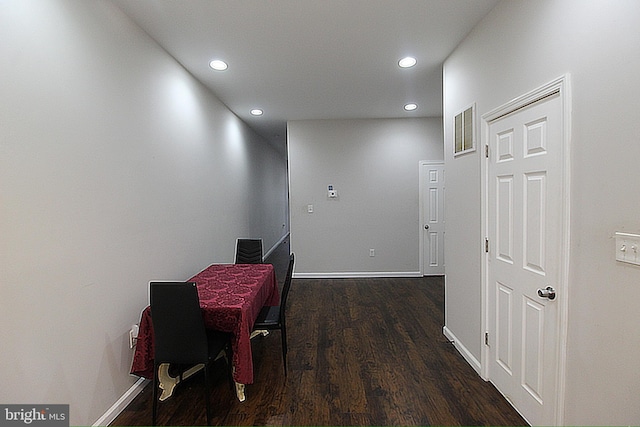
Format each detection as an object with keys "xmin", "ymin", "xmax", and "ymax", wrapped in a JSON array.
[{"xmin": 129, "ymin": 324, "xmax": 139, "ymax": 349}]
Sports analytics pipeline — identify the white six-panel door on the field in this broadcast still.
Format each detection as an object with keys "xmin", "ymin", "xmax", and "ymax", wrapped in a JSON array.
[
  {"xmin": 420, "ymin": 162, "xmax": 445, "ymax": 275},
  {"xmin": 486, "ymin": 90, "xmax": 564, "ymax": 426}
]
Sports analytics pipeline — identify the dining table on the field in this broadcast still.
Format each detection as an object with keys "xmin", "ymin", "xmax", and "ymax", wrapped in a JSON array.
[{"xmin": 130, "ymin": 263, "xmax": 279, "ymax": 402}]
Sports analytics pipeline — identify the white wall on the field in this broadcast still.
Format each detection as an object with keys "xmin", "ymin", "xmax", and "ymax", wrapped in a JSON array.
[
  {"xmin": 288, "ymin": 118, "xmax": 443, "ymax": 276},
  {"xmin": 0, "ymin": 1, "xmax": 288, "ymax": 425},
  {"xmin": 443, "ymin": 0, "xmax": 640, "ymax": 424}
]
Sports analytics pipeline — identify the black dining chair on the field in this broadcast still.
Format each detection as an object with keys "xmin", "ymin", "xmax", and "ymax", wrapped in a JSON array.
[
  {"xmin": 235, "ymin": 238, "xmax": 263, "ymax": 264},
  {"xmin": 150, "ymin": 281, "xmax": 231, "ymax": 426},
  {"xmin": 252, "ymin": 253, "xmax": 294, "ymax": 376}
]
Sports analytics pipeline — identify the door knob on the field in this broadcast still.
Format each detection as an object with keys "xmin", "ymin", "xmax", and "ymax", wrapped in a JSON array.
[
  {"xmin": 425, "ymin": 225, "xmax": 429, "ymax": 230},
  {"xmin": 537, "ymin": 286, "xmax": 556, "ymax": 300}
]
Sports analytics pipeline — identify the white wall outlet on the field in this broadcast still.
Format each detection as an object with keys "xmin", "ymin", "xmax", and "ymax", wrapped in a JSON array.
[
  {"xmin": 129, "ymin": 324, "xmax": 139, "ymax": 349},
  {"xmin": 307, "ymin": 204, "xmax": 314, "ymax": 213},
  {"xmin": 615, "ymin": 232, "xmax": 640, "ymax": 266},
  {"xmin": 369, "ymin": 249, "xmax": 375, "ymax": 257}
]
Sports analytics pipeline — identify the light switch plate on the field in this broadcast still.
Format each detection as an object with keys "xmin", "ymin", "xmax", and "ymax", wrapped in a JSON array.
[{"xmin": 615, "ymin": 232, "xmax": 640, "ymax": 266}]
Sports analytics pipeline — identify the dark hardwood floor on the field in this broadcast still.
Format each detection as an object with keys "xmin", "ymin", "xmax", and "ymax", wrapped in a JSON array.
[{"xmin": 111, "ymin": 238, "xmax": 527, "ymax": 426}]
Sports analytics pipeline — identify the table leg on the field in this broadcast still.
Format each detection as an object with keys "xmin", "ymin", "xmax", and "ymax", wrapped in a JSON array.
[
  {"xmin": 235, "ymin": 382, "xmax": 246, "ymax": 402},
  {"xmin": 228, "ymin": 329, "xmax": 267, "ymax": 402},
  {"xmin": 250, "ymin": 329, "xmax": 270, "ymax": 339},
  {"xmin": 157, "ymin": 363, "xmax": 247, "ymax": 402},
  {"xmin": 157, "ymin": 363, "xmax": 203, "ymax": 401}
]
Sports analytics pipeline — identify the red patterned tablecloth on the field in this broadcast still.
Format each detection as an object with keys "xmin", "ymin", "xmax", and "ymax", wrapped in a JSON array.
[{"xmin": 130, "ymin": 263, "xmax": 279, "ymax": 385}]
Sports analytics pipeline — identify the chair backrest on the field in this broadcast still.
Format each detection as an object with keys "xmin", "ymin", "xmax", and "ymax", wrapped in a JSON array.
[
  {"xmin": 279, "ymin": 253, "xmax": 295, "ymax": 320},
  {"xmin": 150, "ymin": 281, "xmax": 208, "ymax": 365},
  {"xmin": 235, "ymin": 238, "xmax": 263, "ymax": 264}
]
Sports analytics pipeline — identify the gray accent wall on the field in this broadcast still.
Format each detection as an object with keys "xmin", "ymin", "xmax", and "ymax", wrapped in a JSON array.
[{"xmin": 288, "ymin": 118, "xmax": 443, "ymax": 277}]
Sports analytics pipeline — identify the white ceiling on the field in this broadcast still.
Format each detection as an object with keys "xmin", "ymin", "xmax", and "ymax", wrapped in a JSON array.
[{"xmin": 112, "ymin": 0, "xmax": 499, "ymax": 151}]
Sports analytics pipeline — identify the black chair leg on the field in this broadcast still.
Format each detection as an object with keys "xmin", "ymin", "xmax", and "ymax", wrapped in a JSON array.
[
  {"xmin": 152, "ymin": 366, "xmax": 159, "ymax": 426},
  {"xmin": 281, "ymin": 325, "xmax": 288, "ymax": 376},
  {"xmin": 204, "ymin": 364, "xmax": 211, "ymax": 426}
]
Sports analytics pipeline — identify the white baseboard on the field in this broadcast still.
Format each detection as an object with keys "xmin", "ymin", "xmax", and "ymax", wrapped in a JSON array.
[
  {"xmin": 293, "ymin": 271, "xmax": 422, "ymax": 279},
  {"xmin": 443, "ymin": 326, "xmax": 482, "ymax": 375},
  {"xmin": 93, "ymin": 377, "xmax": 149, "ymax": 426},
  {"xmin": 264, "ymin": 232, "xmax": 290, "ymax": 260}
]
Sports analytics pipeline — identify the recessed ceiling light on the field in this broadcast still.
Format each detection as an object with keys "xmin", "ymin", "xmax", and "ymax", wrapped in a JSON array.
[
  {"xmin": 398, "ymin": 56, "xmax": 417, "ymax": 68},
  {"xmin": 404, "ymin": 103, "xmax": 418, "ymax": 111},
  {"xmin": 209, "ymin": 59, "xmax": 228, "ymax": 71},
  {"xmin": 250, "ymin": 109, "xmax": 263, "ymax": 116}
]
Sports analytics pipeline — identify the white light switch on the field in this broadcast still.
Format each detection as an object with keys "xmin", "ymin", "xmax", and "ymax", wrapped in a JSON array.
[
  {"xmin": 307, "ymin": 204, "xmax": 314, "ymax": 213},
  {"xmin": 615, "ymin": 232, "xmax": 640, "ymax": 266}
]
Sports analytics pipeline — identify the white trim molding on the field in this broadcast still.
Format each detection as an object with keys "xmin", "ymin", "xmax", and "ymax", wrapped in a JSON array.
[
  {"xmin": 92, "ymin": 377, "xmax": 149, "ymax": 426},
  {"xmin": 443, "ymin": 326, "xmax": 482, "ymax": 375},
  {"xmin": 293, "ymin": 271, "xmax": 422, "ymax": 279},
  {"xmin": 264, "ymin": 232, "xmax": 290, "ymax": 260}
]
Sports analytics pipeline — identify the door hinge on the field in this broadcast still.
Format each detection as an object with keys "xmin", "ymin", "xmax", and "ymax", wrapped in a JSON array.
[
  {"xmin": 485, "ymin": 332, "xmax": 489, "ymax": 346},
  {"xmin": 485, "ymin": 238, "xmax": 489, "ymax": 253},
  {"xmin": 485, "ymin": 144, "xmax": 489, "ymax": 158}
]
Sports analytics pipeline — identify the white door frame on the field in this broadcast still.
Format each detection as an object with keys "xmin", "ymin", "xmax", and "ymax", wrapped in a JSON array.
[
  {"xmin": 419, "ymin": 160, "xmax": 445, "ymax": 275},
  {"xmin": 480, "ymin": 75, "xmax": 571, "ymax": 425}
]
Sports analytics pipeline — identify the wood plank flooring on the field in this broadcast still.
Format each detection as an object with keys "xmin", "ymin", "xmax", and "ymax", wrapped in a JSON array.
[{"xmin": 111, "ymin": 239, "xmax": 527, "ymax": 426}]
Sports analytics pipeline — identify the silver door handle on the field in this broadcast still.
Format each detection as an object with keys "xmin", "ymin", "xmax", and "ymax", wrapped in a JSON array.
[
  {"xmin": 537, "ymin": 286, "xmax": 556, "ymax": 300},
  {"xmin": 425, "ymin": 225, "xmax": 429, "ymax": 230}
]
